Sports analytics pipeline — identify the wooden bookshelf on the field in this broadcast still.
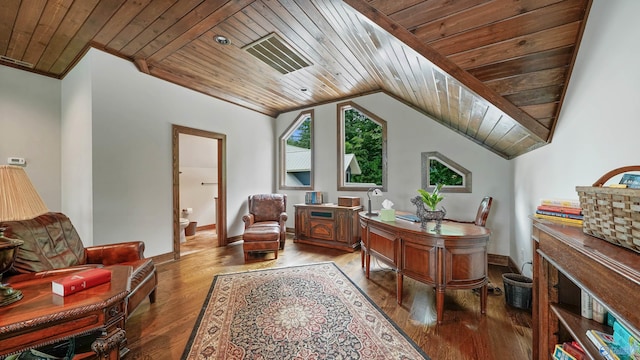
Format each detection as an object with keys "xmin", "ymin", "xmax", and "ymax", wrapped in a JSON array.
[{"xmin": 532, "ymin": 218, "xmax": 640, "ymax": 360}]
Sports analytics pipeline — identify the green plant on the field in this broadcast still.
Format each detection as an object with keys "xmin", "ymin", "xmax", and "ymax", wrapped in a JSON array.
[{"xmin": 417, "ymin": 183, "xmax": 444, "ymax": 211}]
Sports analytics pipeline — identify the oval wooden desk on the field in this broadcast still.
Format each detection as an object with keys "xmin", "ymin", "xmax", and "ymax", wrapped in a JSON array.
[{"xmin": 359, "ymin": 212, "xmax": 491, "ymax": 324}]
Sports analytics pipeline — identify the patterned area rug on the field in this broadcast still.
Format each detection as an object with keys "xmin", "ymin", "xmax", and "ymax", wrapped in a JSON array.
[{"xmin": 181, "ymin": 262, "xmax": 430, "ymax": 359}]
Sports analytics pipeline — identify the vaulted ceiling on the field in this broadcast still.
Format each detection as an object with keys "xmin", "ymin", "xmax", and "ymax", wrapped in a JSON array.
[{"xmin": 0, "ymin": 0, "xmax": 592, "ymax": 159}]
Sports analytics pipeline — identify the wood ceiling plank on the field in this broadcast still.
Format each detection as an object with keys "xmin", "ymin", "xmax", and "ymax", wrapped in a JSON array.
[
  {"xmin": 465, "ymin": 99, "xmax": 489, "ymax": 139},
  {"xmin": 491, "ymin": 124, "xmax": 535, "ymax": 157},
  {"xmin": 504, "ymin": 84, "xmax": 562, "ymax": 107},
  {"xmin": 476, "ymin": 105, "xmax": 503, "ymax": 143},
  {"xmin": 106, "ymin": 0, "xmax": 178, "ymax": 51},
  {"xmin": 520, "ymin": 103, "xmax": 557, "ymax": 120},
  {"xmin": 315, "ymin": 0, "xmax": 394, "ymax": 93},
  {"xmin": 146, "ymin": 0, "xmax": 251, "ymax": 63},
  {"xmin": 447, "ymin": 78, "xmax": 462, "ymax": 130},
  {"xmin": 415, "ymin": 0, "xmax": 567, "ymax": 46},
  {"xmin": 467, "ymin": 47, "xmax": 573, "ymax": 81},
  {"xmin": 294, "ymin": 0, "xmax": 382, "ymax": 91},
  {"xmin": 22, "ymin": 0, "xmax": 74, "ymax": 68},
  {"xmin": 449, "ymin": 22, "xmax": 582, "ymax": 70},
  {"xmin": 6, "ymin": 0, "xmax": 47, "ymax": 61},
  {"xmin": 93, "ymin": 0, "xmax": 153, "ymax": 46},
  {"xmin": 457, "ymin": 88, "xmax": 475, "ymax": 134},
  {"xmin": 365, "ymin": 0, "xmax": 424, "ymax": 16},
  {"xmin": 50, "ymin": 0, "xmax": 127, "ymax": 74},
  {"xmin": 483, "ymin": 117, "xmax": 516, "ymax": 148},
  {"xmin": 35, "ymin": 0, "xmax": 100, "ymax": 73},
  {"xmin": 389, "ymin": 0, "xmax": 491, "ymax": 30},
  {"xmin": 346, "ymin": 0, "xmax": 550, "ymax": 142},
  {"xmin": 485, "ymin": 67, "xmax": 567, "ymax": 96},
  {"xmin": 119, "ymin": 0, "xmax": 204, "ymax": 57},
  {"xmin": 0, "ymin": 0, "xmax": 21, "ymax": 55}
]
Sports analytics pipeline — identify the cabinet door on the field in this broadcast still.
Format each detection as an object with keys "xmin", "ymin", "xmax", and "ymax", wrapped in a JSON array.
[
  {"xmin": 335, "ymin": 210, "xmax": 348, "ymax": 243},
  {"xmin": 295, "ymin": 208, "xmax": 310, "ymax": 237},
  {"xmin": 368, "ymin": 227, "xmax": 398, "ymax": 265}
]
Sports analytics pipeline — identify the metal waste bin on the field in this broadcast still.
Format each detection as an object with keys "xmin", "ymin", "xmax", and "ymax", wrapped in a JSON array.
[
  {"xmin": 502, "ymin": 273, "xmax": 533, "ymax": 310},
  {"xmin": 185, "ymin": 221, "xmax": 197, "ymax": 236}
]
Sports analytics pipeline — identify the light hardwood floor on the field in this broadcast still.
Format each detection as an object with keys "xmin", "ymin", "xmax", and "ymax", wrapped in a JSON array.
[{"xmin": 126, "ymin": 234, "xmax": 532, "ymax": 359}]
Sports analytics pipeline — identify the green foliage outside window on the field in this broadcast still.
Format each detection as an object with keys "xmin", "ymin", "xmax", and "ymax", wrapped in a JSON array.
[
  {"xmin": 429, "ymin": 159, "xmax": 463, "ymax": 186},
  {"xmin": 344, "ymin": 109, "xmax": 383, "ymax": 185},
  {"xmin": 286, "ymin": 116, "xmax": 311, "ymax": 149}
]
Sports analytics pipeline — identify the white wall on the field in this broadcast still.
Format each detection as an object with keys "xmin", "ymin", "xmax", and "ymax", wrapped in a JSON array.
[
  {"xmin": 61, "ymin": 53, "xmax": 94, "ymax": 244},
  {"xmin": 513, "ymin": 0, "xmax": 640, "ymax": 276},
  {"xmin": 277, "ymin": 93, "xmax": 513, "ymax": 256},
  {"xmin": 179, "ymin": 133, "xmax": 218, "ymax": 227},
  {"xmin": 85, "ymin": 49, "xmax": 274, "ymax": 256},
  {"xmin": 0, "ymin": 66, "xmax": 61, "ymax": 210}
]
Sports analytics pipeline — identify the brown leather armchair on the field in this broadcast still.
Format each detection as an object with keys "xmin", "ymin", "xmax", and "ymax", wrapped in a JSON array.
[
  {"xmin": 1, "ymin": 212, "xmax": 157, "ymax": 319},
  {"xmin": 242, "ymin": 194, "xmax": 287, "ymax": 261}
]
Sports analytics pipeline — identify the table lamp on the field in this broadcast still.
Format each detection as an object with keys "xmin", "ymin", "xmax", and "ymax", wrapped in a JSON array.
[
  {"xmin": 366, "ymin": 187, "xmax": 383, "ymax": 216},
  {"xmin": 0, "ymin": 165, "xmax": 49, "ymax": 306}
]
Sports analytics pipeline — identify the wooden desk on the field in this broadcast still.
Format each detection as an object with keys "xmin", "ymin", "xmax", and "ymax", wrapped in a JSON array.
[
  {"xmin": 359, "ymin": 212, "xmax": 490, "ymax": 324},
  {"xmin": 0, "ymin": 265, "xmax": 131, "ymax": 359}
]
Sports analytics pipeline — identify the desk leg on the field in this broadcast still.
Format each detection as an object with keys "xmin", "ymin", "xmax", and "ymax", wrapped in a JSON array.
[
  {"xmin": 436, "ymin": 287, "xmax": 445, "ymax": 324},
  {"xmin": 396, "ymin": 272, "xmax": 403, "ymax": 304},
  {"xmin": 91, "ymin": 327, "xmax": 126, "ymax": 360},
  {"xmin": 365, "ymin": 252, "xmax": 371, "ymax": 279},
  {"xmin": 480, "ymin": 284, "xmax": 488, "ymax": 315}
]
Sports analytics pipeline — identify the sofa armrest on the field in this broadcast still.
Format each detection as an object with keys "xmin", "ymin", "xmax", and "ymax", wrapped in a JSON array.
[
  {"xmin": 279, "ymin": 212, "xmax": 288, "ymax": 227},
  {"xmin": 242, "ymin": 214, "xmax": 255, "ymax": 228},
  {"xmin": 85, "ymin": 241, "xmax": 146, "ymax": 265}
]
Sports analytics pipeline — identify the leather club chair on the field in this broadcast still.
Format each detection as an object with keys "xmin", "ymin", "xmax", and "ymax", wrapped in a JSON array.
[
  {"xmin": 1, "ymin": 212, "xmax": 157, "ymax": 319},
  {"xmin": 242, "ymin": 194, "xmax": 287, "ymax": 262}
]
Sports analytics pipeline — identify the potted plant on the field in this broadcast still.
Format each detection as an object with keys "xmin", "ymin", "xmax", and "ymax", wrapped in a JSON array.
[
  {"xmin": 417, "ymin": 183, "xmax": 444, "ymax": 211},
  {"xmin": 411, "ymin": 183, "xmax": 447, "ymax": 231}
]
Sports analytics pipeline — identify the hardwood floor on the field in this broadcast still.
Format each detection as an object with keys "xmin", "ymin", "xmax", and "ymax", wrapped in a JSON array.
[{"xmin": 126, "ymin": 235, "xmax": 532, "ymax": 359}]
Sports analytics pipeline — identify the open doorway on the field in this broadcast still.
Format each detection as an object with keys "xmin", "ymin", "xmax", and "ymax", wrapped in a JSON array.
[{"xmin": 172, "ymin": 125, "xmax": 227, "ymax": 260}]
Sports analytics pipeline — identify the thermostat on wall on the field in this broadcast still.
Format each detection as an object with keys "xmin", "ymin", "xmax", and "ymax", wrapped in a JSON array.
[{"xmin": 7, "ymin": 157, "xmax": 26, "ymax": 166}]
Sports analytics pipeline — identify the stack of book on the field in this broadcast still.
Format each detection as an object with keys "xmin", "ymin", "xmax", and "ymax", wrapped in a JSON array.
[
  {"xmin": 534, "ymin": 199, "xmax": 583, "ymax": 226},
  {"xmin": 553, "ymin": 341, "xmax": 585, "ymax": 359}
]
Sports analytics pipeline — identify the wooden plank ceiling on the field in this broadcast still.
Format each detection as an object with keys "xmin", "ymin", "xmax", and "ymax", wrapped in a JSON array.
[{"xmin": 0, "ymin": 0, "xmax": 591, "ymax": 159}]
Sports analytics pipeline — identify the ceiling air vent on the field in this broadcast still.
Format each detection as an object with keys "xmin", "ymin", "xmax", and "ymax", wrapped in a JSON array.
[
  {"xmin": 0, "ymin": 55, "xmax": 34, "ymax": 69},
  {"xmin": 243, "ymin": 33, "xmax": 311, "ymax": 74}
]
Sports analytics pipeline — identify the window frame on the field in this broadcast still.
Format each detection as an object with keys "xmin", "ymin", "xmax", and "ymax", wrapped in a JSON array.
[
  {"xmin": 336, "ymin": 101, "xmax": 387, "ymax": 192},
  {"xmin": 279, "ymin": 110, "xmax": 314, "ymax": 190},
  {"xmin": 421, "ymin": 151, "xmax": 472, "ymax": 193}
]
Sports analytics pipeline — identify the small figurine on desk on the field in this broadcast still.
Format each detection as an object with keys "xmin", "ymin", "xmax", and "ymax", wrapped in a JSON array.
[{"xmin": 413, "ymin": 183, "xmax": 447, "ymax": 231}]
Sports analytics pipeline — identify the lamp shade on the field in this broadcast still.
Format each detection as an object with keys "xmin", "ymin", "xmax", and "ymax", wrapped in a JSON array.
[{"xmin": 0, "ymin": 165, "xmax": 48, "ymax": 221}]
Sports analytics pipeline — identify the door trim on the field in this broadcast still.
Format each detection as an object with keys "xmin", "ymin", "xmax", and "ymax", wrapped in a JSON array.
[{"xmin": 172, "ymin": 125, "xmax": 227, "ymax": 260}]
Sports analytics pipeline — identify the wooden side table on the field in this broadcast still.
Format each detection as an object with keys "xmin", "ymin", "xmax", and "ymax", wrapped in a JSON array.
[{"xmin": 0, "ymin": 265, "xmax": 131, "ymax": 359}]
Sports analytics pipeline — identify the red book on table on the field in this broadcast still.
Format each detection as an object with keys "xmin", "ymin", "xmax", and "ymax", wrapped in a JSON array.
[{"xmin": 52, "ymin": 268, "xmax": 112, "ymax": 296}]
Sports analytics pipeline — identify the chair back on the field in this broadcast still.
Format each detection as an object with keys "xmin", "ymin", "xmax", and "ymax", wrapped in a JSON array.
[
  {"xmin": 474, "ymin": 196, "xmax": 493, "ymax": 227},
  {"xmin": 248, "ymin": 194, "xmax": 287, "ymax": 223}
]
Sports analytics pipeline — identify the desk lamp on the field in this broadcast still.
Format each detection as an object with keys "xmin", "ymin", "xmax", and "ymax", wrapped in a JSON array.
[
  {"xmin": 0, "ymin": 165, "xmax": 49, "ymax": 306},
  {"xmin": 366, "ymin": 188, "xmax": 383, "ymax": 216}
]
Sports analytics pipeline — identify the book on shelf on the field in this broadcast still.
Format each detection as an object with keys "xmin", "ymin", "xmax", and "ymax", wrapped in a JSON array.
[
  {"xmin": 534, "ymin": 213, "xmax": 583, "ymax": 225},
  {"xmin": 554, "ymin": 344, "xmax": 578, "ymax": 360},
  {"xmin": 613, "ymin": 322, "xmax": 640, "ymax": 358},
  {"xmin": 537, "ymin": 205, "xmax": 583, "ymax": 215},
  {"xmin": 51, "ymin": 268, "xmax": 112, "ymax": 296},
  {"xmin": 535, "ymin": 210, "xmax": 584, "ymax": 220},
  {"xmin": 581, "ymin": 290, "xmax": 593, "ymax": 319},
  {"xmin": 586, "ymin": 329, "xmax": 636, "ymax": 360},
  {"xmin": 540, "ymin": 198, "xmax": 581, "ymax": 209},
  {"xmin": 562, "ymin": 341, "xmax": 586, "ymax": 360}
]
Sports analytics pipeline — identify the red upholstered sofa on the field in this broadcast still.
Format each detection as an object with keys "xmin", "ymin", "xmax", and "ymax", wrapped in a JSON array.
[{"xmin": 1, "ymin": 212, "xmax": 157, "ymax": 318}]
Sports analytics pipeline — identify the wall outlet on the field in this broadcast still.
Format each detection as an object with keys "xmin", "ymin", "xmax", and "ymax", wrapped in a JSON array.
[{"xmin": 7, "ymin": 157, "xmax": 26, "ymax": 166}]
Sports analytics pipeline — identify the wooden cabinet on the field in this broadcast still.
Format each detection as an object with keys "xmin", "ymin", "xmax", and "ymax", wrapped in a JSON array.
[
  {"xmin": 532, "ymin": 218, "xmax": 640, "ymax": 360},
  {"xmin": 294, "ymin": 204, "xmax": 362, "ymax": 252}
]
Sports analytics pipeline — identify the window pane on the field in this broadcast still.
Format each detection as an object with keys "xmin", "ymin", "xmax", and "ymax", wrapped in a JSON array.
[
  {"xmin": 421, "ymin": 152, "xmax": 471, "ymax": 193},
  {"xmin": 280, "ymin": 111, "xmax": 313, "ymax": 189},
  {"xmin": 338, "ymin": 102, "xmax": 387, "ymax": 191}
]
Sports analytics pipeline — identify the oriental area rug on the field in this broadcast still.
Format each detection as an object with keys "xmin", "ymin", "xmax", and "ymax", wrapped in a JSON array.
[{"xmin": 181, "ymin": 262, "xmax": 430, "ymax": 359}]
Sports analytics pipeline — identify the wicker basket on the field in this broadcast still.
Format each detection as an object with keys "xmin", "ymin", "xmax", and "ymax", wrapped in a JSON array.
[{"xmin": 576, "ymin": 166, "xmax": 640, "ymax": 253}]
